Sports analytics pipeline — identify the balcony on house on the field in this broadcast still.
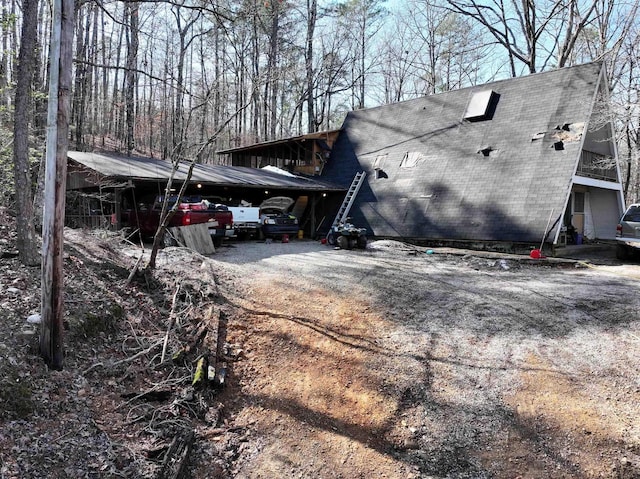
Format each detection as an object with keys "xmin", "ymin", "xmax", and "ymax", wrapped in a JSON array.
[{"xmin": 576, "ymin": 150, "xmax": 618, "ymax": 182}]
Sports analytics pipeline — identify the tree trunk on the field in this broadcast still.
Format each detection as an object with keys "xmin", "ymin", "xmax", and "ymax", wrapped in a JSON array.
[
  {"xmin": 305, "ymin": 0, "xmax": 317, "ymax": 133},
  {"xmin": 41, "ymin": 0, "xmax": 74, "ymax": 371},
  {"xmin": 125, "ymin": 1, "xmax": 138, "ymax": 155},
  {"xmin": 13, "ymin": 0, "xmax": 39, "ymax": 267},
  {"xmin": 0, "ymin": 0, "xmax": 10, "ymax": 115},
  {"xmin": 72, "ymin": 4, "xmax": 88, "ymax": 150}
]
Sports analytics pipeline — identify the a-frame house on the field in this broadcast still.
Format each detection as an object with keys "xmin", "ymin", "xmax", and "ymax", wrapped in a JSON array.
[{"xmin": 321, "ymin": 62, "xmax": 624, "ymax": 248}]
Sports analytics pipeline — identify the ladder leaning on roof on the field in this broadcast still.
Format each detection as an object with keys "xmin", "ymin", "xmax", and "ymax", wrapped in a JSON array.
[{"xmin": 330, "ymin": 171, "xmax": 366, "ymax": 228}]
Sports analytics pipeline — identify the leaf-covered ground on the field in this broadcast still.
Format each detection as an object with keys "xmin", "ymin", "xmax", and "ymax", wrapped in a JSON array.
[{"xmin": 1, "ymin": 207, "xmax": 639, "ymax": 478}]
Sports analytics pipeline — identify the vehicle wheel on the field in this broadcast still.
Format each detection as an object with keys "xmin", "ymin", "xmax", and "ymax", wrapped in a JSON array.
[
  {"xmin": 327, "ymin": 233, "xmax": 337, "ymax": 245},
  {"xmin": 616, "ymin": 244, "xmax": 629, "ymax": 260},
  {"xmin": 337, "ymin": 235, "xmax": 349, "ymax": 249},
  {"xmin": 357, "ymin": 236, "xmax": 367, "ymax": 249},
  {"xmin": 213, "ymin": 236, "xmax": 223, "ymax": 248},
  {"xmin": 257, "ymin": 228, "xmax": 265, "ymax": 241}
]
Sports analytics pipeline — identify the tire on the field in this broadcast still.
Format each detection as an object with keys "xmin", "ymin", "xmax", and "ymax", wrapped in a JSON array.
[
  {"xmin": 357, "ymin": 236, "xmax": 367, "ymax": 249},
  {"xmin": 337, "ymin": 235, "xmax": 349, "ymax": 249},
  {"xmin": 616, "ymin": 244, "xmax": 630, "ymax": 260},
  {"xmin": 212, "ymin": 236, "xmax": 223, "ymax": 248},
  {"xmin": 327, "ymin": 233, "xmax": 337, "ymax": 246}
]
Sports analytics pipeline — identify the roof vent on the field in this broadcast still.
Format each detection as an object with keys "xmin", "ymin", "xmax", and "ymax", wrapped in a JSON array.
[
  {"xmin": 477, "ymin": 146, "xmax": 493, "ymax": 157},
  {"xmin": 464, "ymin": 90, "xmax": 499, "ymax": 121}
]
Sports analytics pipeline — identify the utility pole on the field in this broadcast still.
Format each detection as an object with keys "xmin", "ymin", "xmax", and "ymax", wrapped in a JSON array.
[{"xmin": 40, "ymin": 0, "xmax": 74, "ymax": 370}]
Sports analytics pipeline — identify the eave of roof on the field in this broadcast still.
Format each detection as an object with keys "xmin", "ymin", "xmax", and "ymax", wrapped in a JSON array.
[
  {"xmin": 216, "ymin": 129, "xmax": 341, "ymax": 155},
  {"xmin": 67, "ymin": 151, "xmax": 344, "ymax": 191}
]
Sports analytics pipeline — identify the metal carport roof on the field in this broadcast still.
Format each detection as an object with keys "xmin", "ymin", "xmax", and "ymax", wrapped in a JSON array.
[{"xmin": 67, "ymin": 151, "xmax": 344, "ymax": 192}]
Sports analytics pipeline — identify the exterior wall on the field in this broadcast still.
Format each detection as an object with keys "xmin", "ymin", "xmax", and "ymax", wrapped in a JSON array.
[
  {"xmin": 224, "ymin": 131, "xmax": 341, "ymax": 176},
  {"xmin": 67, "ymin": 165, "xmax": 104, "ymax": 190},
  {"xmin": 588, "ymin": 187, "xmax": 622, "ymax": 240}
]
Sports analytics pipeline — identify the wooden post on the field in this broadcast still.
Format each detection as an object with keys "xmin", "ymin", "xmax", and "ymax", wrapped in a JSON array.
[
  {"xmin": 310, "ymin": 194, "xmax": 317, "ymax": 239},
  {"xmin": 114, "ymin": 188, "xmax": 122, "ymax": 230},
  {"xmin": 40, "ymin": 0, "xmax": 74, "ymax": 370}
]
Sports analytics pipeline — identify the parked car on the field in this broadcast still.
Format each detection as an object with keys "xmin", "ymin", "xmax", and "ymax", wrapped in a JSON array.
[
  {"xmin": 260, "ymin": 196, "xmax": 299, "ymax": 238},
  {"xmin": 615, "ymin": 203, "xmax": 640, "ymax": 259}
]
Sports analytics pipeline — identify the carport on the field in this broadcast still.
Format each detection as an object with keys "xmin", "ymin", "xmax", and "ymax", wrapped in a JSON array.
[{"xmin": 65, "ymin": 151, "xmax": 345, "ymax": 237}]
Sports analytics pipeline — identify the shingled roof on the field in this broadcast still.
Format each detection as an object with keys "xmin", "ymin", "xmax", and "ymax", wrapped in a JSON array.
[
  {"xmin": 322, "ymin": 62, "xmax": 619, "ymax": 244},
  {"xmin": 67, "ymin": 151, "xmax": 343, "ymax": 192}
]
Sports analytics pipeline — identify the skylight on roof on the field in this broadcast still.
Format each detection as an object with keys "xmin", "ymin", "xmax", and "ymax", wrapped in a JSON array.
[{"xmin": 464, "ymin": 90, "xmax": 498, "ymax": 121}]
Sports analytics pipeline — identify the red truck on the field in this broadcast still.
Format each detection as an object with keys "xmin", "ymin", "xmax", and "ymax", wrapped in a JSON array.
[{"xmin": 123, "ymin": 195, "xmax": 234, "ymax": 246}]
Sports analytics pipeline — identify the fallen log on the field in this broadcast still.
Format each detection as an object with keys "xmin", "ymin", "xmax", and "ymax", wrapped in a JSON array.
[
  {"xmin": 156, "ymin": 428, "xmax": 195, "ymax": 479},
  {"xmin": 171, "ymin": 324, "xmax": 209, "ymax": 365}
]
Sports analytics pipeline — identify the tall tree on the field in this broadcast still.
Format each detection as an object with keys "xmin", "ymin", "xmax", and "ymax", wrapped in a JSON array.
[
  {"xmin": 335, "ymin": 0, "xmax": 386, "ymax": 109},
  {"xmin": 125, "ymin": 1, "xmax": 139, "ymax": 155},
  {"xmin": 439, "ymin": 0, "xmax": 602, "ymax": 75},
  {"xmin": 12, "ymin": 0, "xmax": 39, "ymax": 266},
  {"xmin": 305, "ymin": 0, "xmax": 317, "ymax": 132},
  {"xmin": 171, "ymin": 3, "xmax": 203, "ymax": 157},
  {"xmin": 0, "ymin": 0, "xmax": 13, "ymax": 114}
]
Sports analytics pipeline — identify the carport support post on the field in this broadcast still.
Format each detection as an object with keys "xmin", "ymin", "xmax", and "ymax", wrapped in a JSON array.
[
  {"xmin": 310, "ymin": 194, "xmax": 317, "ymax": 239},
  {"xmin": 114, "ymin": 188, "xmax": 122, "ymax": 230}
]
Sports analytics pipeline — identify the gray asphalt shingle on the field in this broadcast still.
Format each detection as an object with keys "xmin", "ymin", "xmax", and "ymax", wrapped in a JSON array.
[{"xmin": 322, "ymin": 62, "xmax": 604, "ymax": 243}]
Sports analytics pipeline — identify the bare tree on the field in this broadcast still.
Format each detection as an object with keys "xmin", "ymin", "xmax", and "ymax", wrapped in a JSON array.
[
  {"xmin": 171, "ymin": 3, "xmax": 203, "ymax": 157},
  {"xmin": 125, "ymin": 1, "xmax": 139, "ymax": 155},
  {"xmin": 12, "ymin": 0, "xmax": 39, "ymax": 266},
  {"xmin": 305, "ymin": 0, "xmax": 317, "ymax": 133},
  {"xmin": 334, "ymin": 0, "xmax": 386, "ymax": 109},
  {"xmin": 439, "ymin": 0, "xmax": 602, "ymax": 75},
  {"xmin": 0, "ymin": 0, "xmax": 14, "ymax": 114},
  {"xmin": 612, "ymin": 29, "xmax": 640, "ymax": 201}
]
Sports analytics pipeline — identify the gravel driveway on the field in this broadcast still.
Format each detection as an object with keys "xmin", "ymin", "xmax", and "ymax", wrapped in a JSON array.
[{"xmin": 203, "ymin": 239, "xmax": 640, "ymax": 478}]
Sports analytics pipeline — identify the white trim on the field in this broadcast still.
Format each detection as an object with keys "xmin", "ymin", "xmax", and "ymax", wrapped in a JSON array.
[{"xmin": 572, "ymin": 175, "xmax": 624, "ymax": 191}]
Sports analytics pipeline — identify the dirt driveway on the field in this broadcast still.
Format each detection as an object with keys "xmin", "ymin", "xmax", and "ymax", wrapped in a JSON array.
[{"xmin": 202, "ymin": 239, "xmax": 640, "ymax": 478}]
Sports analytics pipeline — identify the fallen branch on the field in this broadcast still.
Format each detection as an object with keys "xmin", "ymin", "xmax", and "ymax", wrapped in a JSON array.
[
  {"xmin": 157, "ymin": 427, "xmax": 195, "ymax": 479},
  {"xmin": 171, "ymin": 323, "xmax": 209, "ymax": 364},
  {"xmin": 121, "ymin": 389, "xmax": 173, "ymax": 402},
  {"xmin": 126, "ymin": 254, "xmax": 144, "ymax": 286},
  {"xmin": 83, "ymin": 339, "xmax": 164, "ymax": 375},
  {"xmin": 161, "ymin": 285, "xmax": 182, "ymax": 364}
]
